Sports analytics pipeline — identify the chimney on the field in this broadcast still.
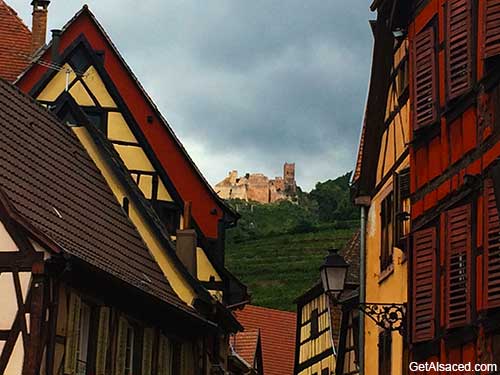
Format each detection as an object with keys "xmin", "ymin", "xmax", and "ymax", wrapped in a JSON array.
[
  {"xmin": 30, "ymin": 0, "xmax": 50, "ymax": 54},
  {"xmin": 50, "ymin": 29, "xmax": 61, "ymax": 62},
  {"xmin": 176, "ymin": 201, "xmax": 197, "ymax": 277},
  {"xmin": 176, "ymin": 229, "xmax": 198, "ymax": 277}
]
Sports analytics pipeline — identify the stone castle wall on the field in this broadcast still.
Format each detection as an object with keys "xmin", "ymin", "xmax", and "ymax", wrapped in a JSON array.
[{"xmin": 214, "ymin": 163, "xmax": 297, "ymax": 204}]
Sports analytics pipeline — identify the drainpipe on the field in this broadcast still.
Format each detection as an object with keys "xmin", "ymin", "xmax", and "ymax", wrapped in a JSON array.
[{"xmin": 359, "ymin": 205, "xmax": 367, "ymax": 375}]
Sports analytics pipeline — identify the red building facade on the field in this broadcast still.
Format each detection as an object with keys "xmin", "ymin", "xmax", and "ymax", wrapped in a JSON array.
[{"xmin": 406, "ymin": 0, "xmax": 500, "ymax": 367}]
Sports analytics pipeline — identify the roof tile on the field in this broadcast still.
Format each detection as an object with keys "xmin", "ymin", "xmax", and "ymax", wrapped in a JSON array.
[
  {"xmin": 0, "ymin": 0, "xmax": 32, "ymax": 82},
  {"xmin": 235, "ymin": 305, "xmax": 296, "ymax": 375},
  {"xmin": 0, "ymin": 79, "xmax": 195, "ymax": 316}
]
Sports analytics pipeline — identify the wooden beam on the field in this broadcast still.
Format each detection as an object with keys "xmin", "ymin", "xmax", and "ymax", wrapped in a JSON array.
[
  {"xmin": 0, "ymin": 252, "xmax": 42, "ymax": 272},
  {"xmin": 23, "ymin": 265, "xmax": 46, "ymax": 375}
]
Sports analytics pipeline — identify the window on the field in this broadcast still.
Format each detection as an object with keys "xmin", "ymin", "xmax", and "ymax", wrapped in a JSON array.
[
  {"xmin": 484, "ymin": 179, "xmax": 500, "ymax": 308},
  {"xmin": 310, "ymin": 308, "xmax": 319, "ymax": 338},
  {"xmin": 412, "ymin": 227, "xmax": 437, "ymax": 342},
  {"xmin": 321, "ymin": 368, "xmax": 330, "ymax": 375},
  {"xmin": 484, "ymin": 0, "xmax": 500, "ymax": 60},
  {"xmin": 445, "ymin": 204, "xmax": 472, "ymax": 328},
  {"xmin": 76, "ymin": 302, "xmax": 92, "ymax": 375},
  {"xmin": 116, "ymin": 317, "xmax": 139, "ymax": 375},
  {"xmin": 412, "ymin": 26, "xmax": 438, "ymax": 130},
  {"xmin": 64, "ymin": 293, "xmax": 96, "ymax": 375},
  {"xmin": 380, "ymin": 192, "xmax": 394, "ymax": 272},
  {"xmin": 394, "ymin": 169, "xmax": 411, "ymax": 249},
  {"xmin": 378, "ymin": 330, "xmax": 392, "ymax": 375},
  {"xmin": 446, "ymin": 0, "xmax": 473, "ymax": 99}
]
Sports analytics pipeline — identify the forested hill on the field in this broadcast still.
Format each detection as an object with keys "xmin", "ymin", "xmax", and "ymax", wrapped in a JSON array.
[{"xmin": 225, "ymin": 172, "xmax": 359, "ymax": 311}]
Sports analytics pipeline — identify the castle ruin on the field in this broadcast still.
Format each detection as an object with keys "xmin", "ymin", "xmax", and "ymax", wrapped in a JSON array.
[{"xmin": 215, "ymin": 163, "xmax": 297, "ymax": 204}]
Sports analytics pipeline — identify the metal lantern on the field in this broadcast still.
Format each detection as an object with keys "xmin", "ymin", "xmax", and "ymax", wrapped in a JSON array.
[{"xmin": 319, "ymin": 248, "xmax": 349, "ymax": 298}]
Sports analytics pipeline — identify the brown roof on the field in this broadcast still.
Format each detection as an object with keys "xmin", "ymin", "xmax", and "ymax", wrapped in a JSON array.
[
  {"xmin": 0, "ymin": 0, "xmax": 31, "ymax": 82},
  {"xmin": 235, "ymin": 305, "xmax": 296, "ymax": 375},
  {"xmin": 231, "ymin": 329, "xmax": 260, "ymax": 367},
  {"xmin": 0, "ymin": 79, "xmax": 196, "ymax": 316},
  {"xmin": 343, "ymin": 230, "xmax": 360, "ymax": 284}
]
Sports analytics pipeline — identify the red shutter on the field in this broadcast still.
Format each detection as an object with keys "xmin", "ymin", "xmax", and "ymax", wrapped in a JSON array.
[
  {"xmin": 484, "ymin": 0, "xmax": 500, "ymax": 59},
  {"xmin": 445, "ymin": 204, "xmax": 472, "ymax": 328},
  {"xmin": 413, "ymin": 27, "xmax": 438, "ymax": 130},
  {"xmin": 484, "ymin": 179, "xmax": 500, "ymax": 307},
  {"xmin": 412, "ymin": 227, "xmax": 437, "ymax": 343},
  {"xmin": 446, "ymin": 0, "xmax": 472, "ymax": 99}
]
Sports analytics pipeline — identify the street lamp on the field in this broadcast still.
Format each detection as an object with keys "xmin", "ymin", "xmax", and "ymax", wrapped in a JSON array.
[
  {"xmin": 320, "ymin": 249, "xmax": 406, "ymax": 336},
  {"xmin": 320, "ymin": 248, "xmax": 349, "ymax": 300}
]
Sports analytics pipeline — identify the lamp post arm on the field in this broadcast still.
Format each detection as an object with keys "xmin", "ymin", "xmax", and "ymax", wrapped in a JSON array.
[{"xmin": 357, "ymin": 302, "xmax": 406, "ymax": 336}]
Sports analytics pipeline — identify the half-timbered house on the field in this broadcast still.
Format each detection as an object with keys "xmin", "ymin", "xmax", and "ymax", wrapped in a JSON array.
[
  {"xmin": 293, "ymin": 231, "xmax": 360, "ymax": 375},
  {"xmin": 351, "ymin": 1, "xmax": 411, "ymax": 374},
  {"xmin": 15, "ymin": 2, "xmax": 247, "ymax": 307},
  {"xmin": 403, "ymin": 0, "xmax": 500, "ymax": 367},
  {"xmin": 0, "ymin": 79, "xmax": 240, "ymax": 374}
]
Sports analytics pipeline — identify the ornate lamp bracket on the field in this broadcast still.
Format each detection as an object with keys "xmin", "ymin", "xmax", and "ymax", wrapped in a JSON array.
[{"xmin": 358, "ymin": 302, "xmax": 406, "ymax": 335}]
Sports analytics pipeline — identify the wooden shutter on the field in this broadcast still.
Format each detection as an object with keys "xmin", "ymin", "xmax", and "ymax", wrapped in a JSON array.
[
  {"xmin": 412, "ymin": 227, "xmax": 437, "ymax": 342},
  {"xmin": 64, "ymin": 292, "xmax": 81, "ymax": 374},
  {"xmin": 378, "ymin": 330, "xmax": 392, "ymax": 375},
  {"xmin": 446, "ymin": 204, "xmax": 472, "ymax": 328},
  {"xmin": 115, "ymin": 316, "xmax": 128, "ymax": 375},
  {"xmin": 394, "ymin": 169, "xmax": 411, "ymax": 246},
  {"xmin": 142, "ymin": 328, "xmax": 155, "ymax": 375},
  {"xmin": 484, "ymin": 180, "xmax": 500, "ymax": 307},
  {"xmin": 446, "ymin": 0, "xmax": 473, "ymax": 99},
  {"xmin": 484, "ymin": 0, "xmax": 500, "ymax": 59},
  {"xmin": 413, "ymin": 27, "xmax": 438, "ymax": 130},
  {"xmin": 157, "ymin": 334, "xmax": 173, "ymax": 375},
  {"xmin": 95, "ymin": 307, "xmax": 110, "ymax": 375}
]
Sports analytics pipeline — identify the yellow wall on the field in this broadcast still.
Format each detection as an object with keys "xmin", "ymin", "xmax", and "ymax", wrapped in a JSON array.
[
  {"xmin": 297, "ymin": 293, "xmax": 335, "ymax": 375},
  {"xmin": 363, "ymin": 39, "xmax": 409, "ymax": 375},
  {"xmin": 72, "ymin": 127, "xmax": 197, "ymax": 306}
]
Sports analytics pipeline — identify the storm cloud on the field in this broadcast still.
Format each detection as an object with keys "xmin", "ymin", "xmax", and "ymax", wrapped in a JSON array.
[{"xmin": 10, "ymin": 0, "xmax": 373, "ymax": 191}]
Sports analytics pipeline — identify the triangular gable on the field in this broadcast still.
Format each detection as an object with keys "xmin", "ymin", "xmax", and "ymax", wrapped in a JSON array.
[
  {"xmin": 16, "ymin": 5, "xmax": 238, "ymax": 244},
  {"xmin": 0, "ymin": 79, "xmax": 206, "ymax": 317}
]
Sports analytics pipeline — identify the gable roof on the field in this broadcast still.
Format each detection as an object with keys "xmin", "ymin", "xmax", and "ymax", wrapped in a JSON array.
[
  {"xmin": 231, "ymin": 328, "xmax": 260, "ymax": 368},
  {"xmin": 0, "ymin": 0, "xmax": 32, "ymax": 82},
  {"xmin": 16, "ymin": 5, "xmax": 238, "ymax": 239},
  {"xmin": 0, "ymin": 78, "xmax": 201, "ymax": 320},
  {"xmin": 235, "ymin": 305, "xmax": 296, "ymax": 375}
]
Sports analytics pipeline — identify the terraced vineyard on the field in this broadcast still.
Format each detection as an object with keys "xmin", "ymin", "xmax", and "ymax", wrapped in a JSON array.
[{"xmin": 226, "ymin": 225, "xmax": 356, "ymax": 311}]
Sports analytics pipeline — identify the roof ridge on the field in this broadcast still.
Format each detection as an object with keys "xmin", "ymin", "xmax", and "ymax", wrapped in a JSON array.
[{"xmin": 245, "ymin": 304, "xmax": 296, "ymax": 317}]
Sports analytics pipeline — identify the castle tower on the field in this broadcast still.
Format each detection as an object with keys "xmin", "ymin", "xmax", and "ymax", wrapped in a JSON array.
[{"xmin": 283, "ymin": 162, "xmax": 296, "ymax": 194}]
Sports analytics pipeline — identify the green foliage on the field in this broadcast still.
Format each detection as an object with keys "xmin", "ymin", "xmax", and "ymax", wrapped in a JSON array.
[
  {"xmin": 224, "ymin": 172, "xmax": 360, "ymax": 311},
  {"xmin": 309, "ymin": 172, "xmax": 359, "ymax": 222},
  {"xmin": 226, "ymin": 227, "xmax": 356, "ymax": 311}
]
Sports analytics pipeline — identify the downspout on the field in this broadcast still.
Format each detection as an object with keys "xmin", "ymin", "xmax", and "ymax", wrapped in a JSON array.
[{"xmin": 359, "ymin": 205, "xmax": 367, "ymax": 375}]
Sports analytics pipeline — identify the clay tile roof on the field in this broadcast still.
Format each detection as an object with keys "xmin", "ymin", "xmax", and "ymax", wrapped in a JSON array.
[
  {"xmin": 231, "ymin": 328, "xmax": 260, "ymax": 366},
  {"xmin": 0, "ymin": 79, "xmax": 197, "ymax": 317},
  {"xmin": 0, "ymin": 0, "xmax": 32, "ymax": 82},
  {"xmin": 343, "ymin": 230, "xmax": 360, "ymax": 284},
  {"xmin": 352, "ymin": 119, "xmax": 366, "ymax": 184},
  {"xmin": 235, "ymin": 305, "xmax": 296, "ymax": 375}
]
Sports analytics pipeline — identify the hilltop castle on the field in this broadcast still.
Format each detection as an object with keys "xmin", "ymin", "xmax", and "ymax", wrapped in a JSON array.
[{"xmin": 215, "ymin": 163, "xmax": 297, "ymax": 203}]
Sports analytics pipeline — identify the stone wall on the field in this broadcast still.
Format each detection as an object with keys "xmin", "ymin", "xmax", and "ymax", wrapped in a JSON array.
[{"xmin": 214, "ymin": 163, "xmax": 297, "ymax": 204}]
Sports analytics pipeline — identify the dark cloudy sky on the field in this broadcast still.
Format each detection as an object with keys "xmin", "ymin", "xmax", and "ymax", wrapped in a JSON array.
[{"xmin": 11, "ymin": 0, "xmax": 373, "ymax": 191}]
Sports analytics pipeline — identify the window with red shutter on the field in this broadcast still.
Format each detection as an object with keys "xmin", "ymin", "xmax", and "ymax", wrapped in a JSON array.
[
  {"xmin": 484, "ymin": 0, "xmax": 500, "ymax": 59},
  {"xmin": 484, "ymin": 179, "xmax": 500, "ymax": 308},
  {"xmin": 446, "ymin": 0, "xmax": 473, "ymax": 99},
  {"xmin": 445, "ymin": 204, "xmax": 472, "ymax": 328},
  {"xmin": 412, "ymin": 27, "xmax": 438, "ymax": 130},
  {"xmin": 412, "ymin": 227, "xmax": 437, "ymax": 343}
]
